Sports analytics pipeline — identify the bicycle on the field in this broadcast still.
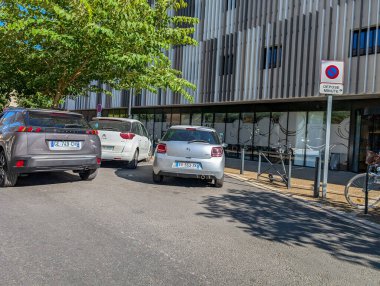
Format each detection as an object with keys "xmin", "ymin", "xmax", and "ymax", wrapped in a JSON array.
[{"xmin": 345, "ymin": 151, "xmax": 380, "ymax": 209}]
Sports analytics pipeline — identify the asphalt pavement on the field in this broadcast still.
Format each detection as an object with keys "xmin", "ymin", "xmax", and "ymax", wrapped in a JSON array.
[{"xmin": 0, "ymin": 162, "xmax": 379, "ymax": 285}]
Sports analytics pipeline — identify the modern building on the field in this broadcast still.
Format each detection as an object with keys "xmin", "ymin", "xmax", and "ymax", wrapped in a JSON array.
[{"xmin": 65, "ymin": 0, "xmax": 380, "ymax": 172}]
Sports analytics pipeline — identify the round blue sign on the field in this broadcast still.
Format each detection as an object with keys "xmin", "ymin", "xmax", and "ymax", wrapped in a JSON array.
[{"xmin": 325, "ymin": 65, "xmax": 339, "ymax": 80}]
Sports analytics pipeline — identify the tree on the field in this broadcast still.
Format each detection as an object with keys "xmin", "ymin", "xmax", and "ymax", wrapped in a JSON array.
[{"xmin": 0, "ymin": 0, "xmax": 198, "ymax": 108}]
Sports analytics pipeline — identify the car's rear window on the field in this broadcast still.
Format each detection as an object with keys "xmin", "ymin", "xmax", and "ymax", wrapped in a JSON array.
[
  {"xmin": 162, "ymin": 128, "xmax": 220, "ymax": 144},
  {"xmin": 90, "ymin": 120, "xmax": 131, "ymax": 132},
  {"xmin": 27, "ymin": 112, "xmax": 90, "ymax": 129}
]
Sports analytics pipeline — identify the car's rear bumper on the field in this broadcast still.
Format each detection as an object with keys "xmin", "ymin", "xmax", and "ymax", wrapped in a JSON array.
[
  {"xmin": 156, "ymin": 171, "xmax": 218, "ymax": 180},
  {"xmin": 101, "ymin": 150, "xmax": 133, "ymax": 162},
  {"xmin": 11, "ymin": 155, "xmax": 100, "ymax": 173},
  {"xmin": 153, "ymin": 154, "xmax": 225, "ymax": 180}
]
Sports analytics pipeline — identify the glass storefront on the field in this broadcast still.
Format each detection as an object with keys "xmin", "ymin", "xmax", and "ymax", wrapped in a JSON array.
[
  {"xmin": 254, "ymin": 112, "xmax": 271, "ymax": 151},
  {"xmin": 214, "ymin": 113, "xmax": 226, "ymax": 142},
  {"xmin": 191, "ymin": 113, "xmax": 202, "ymax": 126},
  {"xmin": 84, "ymin": 108, "xmax": 353, "ymax": 171},
  {"xmin": 330, "ymin": 111, "xmax": 350, "ymax": 170},
  {"xmin": 181, "ymin": 113, "xmax": 190, "ymax": 125},
  {"xmin": 225, "ymin": 113, "xmax": 240, "ymax": 158}
]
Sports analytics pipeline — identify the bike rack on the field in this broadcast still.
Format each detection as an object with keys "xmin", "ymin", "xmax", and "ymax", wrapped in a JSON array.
[{"xmin": 257, "ymin": 148, "xmax": 293, "ymax": 189}]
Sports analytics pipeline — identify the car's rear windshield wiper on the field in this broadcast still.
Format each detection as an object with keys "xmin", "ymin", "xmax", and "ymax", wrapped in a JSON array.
[
  {"xmin": 101, "ymin": 127, "xmax": 118, "ymax": 131},
  {"xmin": 188, "ymin": 139, "xmax": 210, "ymax": 144}
]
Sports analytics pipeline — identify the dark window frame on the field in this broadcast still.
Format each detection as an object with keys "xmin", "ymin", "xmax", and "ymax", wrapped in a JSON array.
[{"xmin": 263, "ymin": 45, "xmax": 282, "ymax": 69}]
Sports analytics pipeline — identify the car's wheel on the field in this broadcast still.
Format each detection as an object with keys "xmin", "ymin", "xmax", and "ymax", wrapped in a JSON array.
[
  {"xmin": 127, "ymin": 149, "xmax": 139, "ymax": 169},
  {"xmin": 152, "ymin": 172, "xmax": 163, "ymax": 183},
  {"xmin": 214, "ymin": 176, "xmax": 224, "ymax": 188},
  {"xmin": 79, "ymin": 169, "xmax": 98, "ymax": 181},
  {"xmin": 0, "ymin": 151, "xmax": 18, "ymax": 187}
]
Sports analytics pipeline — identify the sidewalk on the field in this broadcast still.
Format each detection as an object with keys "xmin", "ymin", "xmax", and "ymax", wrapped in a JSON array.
[{"xmin": 224, "ymin": 158, "xmax": 380, "ymax": 224}]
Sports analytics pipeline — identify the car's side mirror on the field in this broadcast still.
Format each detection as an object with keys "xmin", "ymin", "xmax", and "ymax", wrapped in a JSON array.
[{"xmin": 222, "ymin": 143, "xmax": 228, "ymax": 148}]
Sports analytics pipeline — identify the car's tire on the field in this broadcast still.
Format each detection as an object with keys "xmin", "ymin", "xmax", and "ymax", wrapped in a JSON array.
[
  {"xmin": 0, "ymin": 151, "xmax": 18, "ymax": 187},
  {"xmin": 79, "ymin": 169, "xmax": 98, "ymax": 181},
  {"xmin": 127, "ymin": 150, "xmax": 139, "ymax": 169},
  {"xmin": 152, "ymin": 172, "xmax": 163, "ymax": 183},
  {"xmin": 214, "ymin": 176, "xmax": 224, "ymax": 188}
]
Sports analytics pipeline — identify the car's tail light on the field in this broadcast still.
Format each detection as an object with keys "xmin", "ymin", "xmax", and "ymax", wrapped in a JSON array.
[
  {"xmin": 156, "ymin": 143, "xmax": 167, "ymax": 154},
  {"xmin": 97, "ymin": 158, "xmax": 101, "ymax": 165},
  {"xmin": 86, "ymin": 130, "xmax": 99, "ymax": 135},
  {"xmin": 17, "ymin": 126, "xmax": 43, "ymax": 132},
  {"xmin": 15, "ymin": 160, "xmax": 25, "ymax": 167},
  {"xmin": 120, "ymin": 133, "xmax": 135, "ymax": 140},
  {"xmin": 186, "ymin": 128, "xmax": 196, "ymax": 131},
  {"xmin": 211, "ymin": 147, "xmax": 223, "ymax": 157}
]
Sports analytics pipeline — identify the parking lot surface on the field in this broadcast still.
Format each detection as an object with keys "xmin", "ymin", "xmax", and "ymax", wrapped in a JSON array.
[{"xmin": 0, "ymin": 162, "xmax": 379, "ymax": 285}]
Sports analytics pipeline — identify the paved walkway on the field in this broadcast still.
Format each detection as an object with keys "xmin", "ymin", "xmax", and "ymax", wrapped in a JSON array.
[{"xmin": 225, "ymin": 158, "xmax": 380, "ymax": 223}]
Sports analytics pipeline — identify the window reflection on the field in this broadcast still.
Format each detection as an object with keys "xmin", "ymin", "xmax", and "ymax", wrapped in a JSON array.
[
  {"xmin": 254, "ymin": 112, "xmax": 271, "ymax": 150},
  {"xmin": 191, "ymin": 113, "xmax": 202, "ymax": 126}
]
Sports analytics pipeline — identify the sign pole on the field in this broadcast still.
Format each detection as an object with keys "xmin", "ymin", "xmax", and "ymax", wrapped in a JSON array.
[{"xmin": 322, "ymin": 95, "xmax": 333, "ymax": 198}]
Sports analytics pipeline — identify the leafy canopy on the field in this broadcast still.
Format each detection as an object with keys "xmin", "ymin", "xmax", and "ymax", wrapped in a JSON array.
[{"xmin": 0, "ymin": 0, "xmax": 198, "ymax": 108}]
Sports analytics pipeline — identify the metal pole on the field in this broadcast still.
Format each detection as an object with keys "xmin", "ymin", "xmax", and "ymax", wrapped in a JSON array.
[
  {"xmin": 317, "ymin": 153, "xmax": 322, "ymax": 192},
  {"xmin": 128, "ymin": 90, "xmax": 132, "ymax": 118},
  {"xmin": 257, "ymin": 152, "xmax": 261, "ymax": 179},
  {"xmin": 313, "ymin": 157, "xmax": 320, "ymax": 198},
  {"xmin": 288, "ymin": 151, "xmax": 292, "ymax": 189},
  {"xmin": 365, "ymin": 165, "xmax": 369, "ymax": 215},
  {"xmin": 240, "ymin": 146, "xmax": 245, "ymax": 175},
  {"xmin": 322, "ymin": 95, "xmax": 333, "ymax": 198}
]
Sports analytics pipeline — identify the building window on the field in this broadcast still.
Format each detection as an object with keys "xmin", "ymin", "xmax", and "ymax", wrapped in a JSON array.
[
  {"xmin": 350, "ymin": 27, "xmax": 380, "ymax": 57},
  {"xmin": 263, "ymin": 46, "xmax": 282, "ymax": 69}
]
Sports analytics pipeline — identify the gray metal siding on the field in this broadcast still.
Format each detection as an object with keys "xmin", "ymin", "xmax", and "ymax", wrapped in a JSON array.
[{"xmin": 67, "ymin": 0, "xmax": 380, "ymax": 110}]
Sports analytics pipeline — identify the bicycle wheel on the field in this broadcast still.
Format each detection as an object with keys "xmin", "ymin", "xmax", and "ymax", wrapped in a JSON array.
[{"xmin": 345, "ymin": 173, "xmax": 380, "ymax": 209}]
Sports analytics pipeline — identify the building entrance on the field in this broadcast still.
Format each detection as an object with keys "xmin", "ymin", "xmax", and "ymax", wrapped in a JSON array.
[{"xmin": 358, "ymin": 114, "xmax": 380, "ymax": 171}]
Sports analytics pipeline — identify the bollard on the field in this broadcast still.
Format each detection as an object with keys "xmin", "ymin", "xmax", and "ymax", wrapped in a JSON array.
[
  {"xmin": 313, "ymin": 157, "xmax": 321, "ymax": 198},
  {"xmin": 365, "ymin": 165, "xmax": 369, "ymax": 215},
  {"xmin": 240, "ymin": 146, "xmax": 245, "ymax": 175}
]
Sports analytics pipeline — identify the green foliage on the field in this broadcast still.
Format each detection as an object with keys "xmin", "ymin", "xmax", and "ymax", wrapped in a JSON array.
[
  {"xmin": 0, "ymin": 0, "xmax": 198, "ymax": 108},
  {"xmin": 16, "ymin": 92, "xmax": 54, "ymax": 108},
  {"xmin": 0, "ymin": 94, "xmax": 11, "ymax": 111}
]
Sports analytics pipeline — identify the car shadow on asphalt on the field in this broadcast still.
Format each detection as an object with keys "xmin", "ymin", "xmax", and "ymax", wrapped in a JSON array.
[
  {"xmin": 197, "ymin": 187, "xmax": 380, "ymax": 270},
  {"xmin": 114, "ymin": 164, "xmax": 214, "ymax": 188},
  {"xmin": 16, "ymin": 172, "xmax": 81, "ymax": 187}
]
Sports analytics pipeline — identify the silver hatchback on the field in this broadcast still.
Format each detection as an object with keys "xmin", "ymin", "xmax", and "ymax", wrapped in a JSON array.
[{"xmin": 152, "ymin": 126, "xmax": 225, "ymax": 187}]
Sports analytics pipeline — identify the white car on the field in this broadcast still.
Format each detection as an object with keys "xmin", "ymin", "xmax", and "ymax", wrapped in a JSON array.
[
  {"xmin": 153, "ymin": 126, "xmax": 225, "ymax": 187},
  {"xmin": 90, "ymin": 118, "xmax": 152, "ymax": 168}
]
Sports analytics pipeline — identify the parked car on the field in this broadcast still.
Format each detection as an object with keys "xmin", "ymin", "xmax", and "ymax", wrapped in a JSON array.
[
  {"xmin": 90, "ymin": 117, "xmax": 152, "ymax": 168},
  {"xmin": 152, "ymin": 126, "xmax": 225, "ymax": 187},
  {"xmin": 0, "ymin": 108, "xmax": 101, "ymax": 187}
]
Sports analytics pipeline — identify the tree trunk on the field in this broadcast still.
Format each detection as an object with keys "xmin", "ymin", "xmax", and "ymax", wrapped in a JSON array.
[{"xmin": 53, "ymin": 92, "xmax": 61, "ymax": 109}]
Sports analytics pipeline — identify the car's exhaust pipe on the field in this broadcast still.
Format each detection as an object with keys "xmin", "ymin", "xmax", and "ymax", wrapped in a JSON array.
[{"xmin": 200, "ymin": 175, "xmax": 206, "ymax": 180}]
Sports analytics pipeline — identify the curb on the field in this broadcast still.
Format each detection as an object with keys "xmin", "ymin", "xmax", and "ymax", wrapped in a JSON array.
[{"xmin": 225, "ymin": 172, "xmax": 380, "ymax": 235}]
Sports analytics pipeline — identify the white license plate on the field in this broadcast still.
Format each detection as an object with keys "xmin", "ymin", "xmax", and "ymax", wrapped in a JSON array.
[
  {"xmin": 173, "ymin": 162, "xmax": 202, "ymax": 170},
  {"xmin": 49, "ymin": 141, "xmax": 81, "ymax": 150},
  {"xmin": 102, "ymin": 146, "xmax": 114, "ymax": 151}
]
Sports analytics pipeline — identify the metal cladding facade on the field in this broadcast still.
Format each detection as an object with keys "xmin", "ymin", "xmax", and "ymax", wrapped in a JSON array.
[
  {"xmin": 66, "ymin": 0, "xmax": 380, "ymax": 110},
  {"xmin": 66, "ymin": 0, "xmax": 380, "ymax": 173}
]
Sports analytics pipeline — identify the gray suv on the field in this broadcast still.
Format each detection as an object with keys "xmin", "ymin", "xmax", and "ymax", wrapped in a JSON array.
[{"xmin": 0, "ymin": 108, "xmax": 101, "ymax": 187}]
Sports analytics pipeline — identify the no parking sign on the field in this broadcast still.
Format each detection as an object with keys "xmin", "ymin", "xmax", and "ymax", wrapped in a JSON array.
[{"xmin": 320, "ymin": 61, "xmax": 344, "ymax": 95}]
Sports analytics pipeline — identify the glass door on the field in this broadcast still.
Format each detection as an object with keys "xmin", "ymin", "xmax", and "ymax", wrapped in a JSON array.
[{"xmin": 359, "ymin": 115, "xmax": 380, "ymax": 171}]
